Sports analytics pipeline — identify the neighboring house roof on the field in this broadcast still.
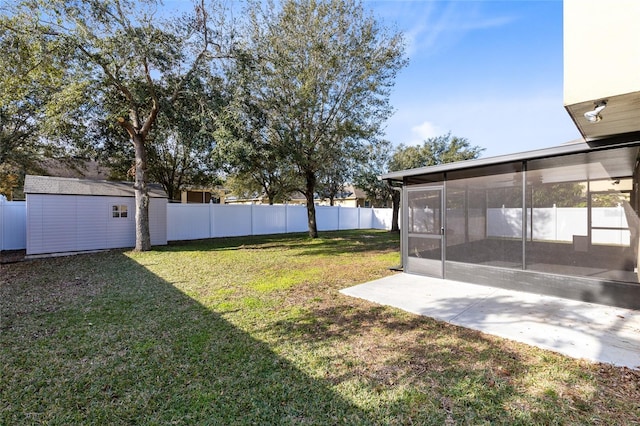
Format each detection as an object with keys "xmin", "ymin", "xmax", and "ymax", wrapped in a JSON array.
[
  {"xmin": 24, "ymin": 175, "xmax": 167, "ymax": 198},
  {"xmin": 225, "ymin": 196, "xmax": 263, "ymax": 203},
  {"xmin": 288, "ymin": 185, "xmax": 367, "ymax": 202},
  {"xmin": 332, "ymin": 185, "xmax": 367, "ymax": 200},
  {"xmin": 39, "ymin": 158, "xmax": 112, "ymax": 180},
  {"xmin": 224, "ymin": 184, "xmax": 368, "ymax": 204}
]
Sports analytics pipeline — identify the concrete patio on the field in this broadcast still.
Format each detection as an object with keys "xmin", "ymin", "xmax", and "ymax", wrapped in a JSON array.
[{"xmin": 340, "ymin": 273, "xmax": 640, "ymax": 370}]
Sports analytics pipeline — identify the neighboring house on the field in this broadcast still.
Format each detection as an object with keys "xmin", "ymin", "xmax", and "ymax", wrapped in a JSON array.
[
  {"xmin": 179, "ymin": 187, "xmax": 224, "ymax": 204},
  {"xmin": 224, "ymin": 194, "xmax": 268, "ymax": 205},
  {"xmin": 24, "ymin": 175, "xmax": 167, "ymax": 255},
  {"xmin": 4, "ymin": 158, "xmax": 112, "ymax": 201},
  {"xmin": 316, "ymin": 185, "xmax": 370, "ymax": 208},
  {"xmin": 224, "ymin": 185, "xmax": 372, "ymax": 207},
  {"xmin": 381, "ymin": 0, "xmax": 640, "ymax": 310},
  {"xmin": 41, "ymin": 160, "xmax": 227, "ymax": 206}
]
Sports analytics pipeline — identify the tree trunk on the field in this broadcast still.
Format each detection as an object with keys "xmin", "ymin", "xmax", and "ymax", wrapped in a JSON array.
[
  {"xmin": 164, "ymin": 183, "xmax": 175, "ymax": 202},
  {"xmin": 133, "ymin": 133, "xmax": 152, "ymax": 251},
  {"xmin": 304, "ymin": 171, "xmax": 318, "ymax": 238},
  {"xmin": 391, "ymin": 189, "xmax": 400, "ymax": 232}
]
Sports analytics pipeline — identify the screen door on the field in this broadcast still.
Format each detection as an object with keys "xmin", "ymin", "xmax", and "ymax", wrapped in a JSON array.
[{"xmin": 404, "ymin": 186, "xmax": 444, "ymax": 277}]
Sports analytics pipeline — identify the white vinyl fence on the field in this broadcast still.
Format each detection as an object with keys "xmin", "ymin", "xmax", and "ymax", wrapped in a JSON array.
[
  {"xmin": 487, "ymin": 206, "xmax": 630, "ymax": 245},
  {"xmin": 166, "ymin": 203, "xmax": 393, "ymax": 241},
  {"xmin": 3, "ymin": 201, "xmax": 630, "ymax": 251},
  {"xmin": 0, "ymin": 202, "xmax": 393, "ymax": 251},
  {"xmin": 0, "ymin": 200, "xmax": 26, "ymax": 251}
]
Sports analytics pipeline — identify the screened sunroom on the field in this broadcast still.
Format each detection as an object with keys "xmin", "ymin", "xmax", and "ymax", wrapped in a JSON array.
[{"xmin": 383, "ymin": 137, "xmax": 640, "ymax": 310}]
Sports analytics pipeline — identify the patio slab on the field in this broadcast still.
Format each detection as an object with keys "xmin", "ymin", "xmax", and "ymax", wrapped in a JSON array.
[{"xmin": 340, "ymin": 273, "xmax": 640, "ymax": 370}]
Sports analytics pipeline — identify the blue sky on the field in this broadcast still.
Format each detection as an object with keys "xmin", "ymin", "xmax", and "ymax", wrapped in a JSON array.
[
  {"xmin": 366, "ymin": 0, "xmax": 582, "ymax": 157},
  {"xmin": 167, "ymin": 0, "xmax": 582, "ymax": 158}
]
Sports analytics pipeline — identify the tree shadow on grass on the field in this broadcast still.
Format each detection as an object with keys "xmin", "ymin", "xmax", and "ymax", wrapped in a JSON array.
[
  {"xmin": 264, "ymin": 302, "xmax": 534, "ymax": 423},
  {"xmin": 1, "ymin": 252, "xmax": 373, "ymax": 425},
  {"xmin": 164, "ymin": 230, "xmax": 399, "ymax": 257},
  {"xmin": 263, "ymin": 296, "xmax": 640, "ymax": 425}
]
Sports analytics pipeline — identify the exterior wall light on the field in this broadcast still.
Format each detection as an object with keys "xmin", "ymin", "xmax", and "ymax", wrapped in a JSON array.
[{"xmin": 584, "ymin": 101, "xmax": 607, "ymax": 123}]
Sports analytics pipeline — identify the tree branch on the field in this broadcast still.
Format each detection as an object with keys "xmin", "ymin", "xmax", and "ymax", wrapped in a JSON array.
[
  {"xmin": 117, "ymin": 116, "xmax": 137, "ymax": 139},
  {"xmin": 140, "ymin": 57, "xmax": 158, "ymax": 137},
  {"xmin": 169, "ymin": 0, "xmax": 210, "ymax": 104}
]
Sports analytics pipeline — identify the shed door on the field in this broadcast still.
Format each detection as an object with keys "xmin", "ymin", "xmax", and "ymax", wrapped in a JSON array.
[{"xmin": 404, "ymin": 186, "xmax": 444, "ymax": 277}]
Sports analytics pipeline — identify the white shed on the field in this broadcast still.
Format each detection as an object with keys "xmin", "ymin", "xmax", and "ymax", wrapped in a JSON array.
[{"xmin": 24, "ymin": 175, "xmax": 168, "ymax": 255}]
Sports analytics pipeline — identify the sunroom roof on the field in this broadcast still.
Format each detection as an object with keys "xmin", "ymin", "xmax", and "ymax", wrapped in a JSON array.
[{"xmin": 382, "ymin": 134, "xmax": 640, "ymax": 183}]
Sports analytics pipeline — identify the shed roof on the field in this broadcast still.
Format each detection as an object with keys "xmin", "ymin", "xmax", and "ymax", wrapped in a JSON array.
[{"xmin": 24, "ymin": 175, "xmax": 167, "ymax": 198}]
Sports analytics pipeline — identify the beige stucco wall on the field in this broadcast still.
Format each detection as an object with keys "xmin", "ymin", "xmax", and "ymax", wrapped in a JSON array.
[{"xmin": 564, "ymin": 0, "xmax": 640, "ymax": 105}]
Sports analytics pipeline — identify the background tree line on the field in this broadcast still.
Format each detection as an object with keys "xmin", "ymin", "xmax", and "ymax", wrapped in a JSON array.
[{"xmin": 1, "ymin": 0, "xmax": 483, "ymax": 246}]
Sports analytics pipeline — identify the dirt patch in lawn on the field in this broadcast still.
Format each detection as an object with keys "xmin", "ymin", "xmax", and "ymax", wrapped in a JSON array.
[{"xmin": 0, "ymin": 249, "xmax": 25, "ymax": 264}]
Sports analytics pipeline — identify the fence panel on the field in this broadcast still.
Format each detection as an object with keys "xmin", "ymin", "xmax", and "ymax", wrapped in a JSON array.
[
  {"xmin": 556, "ymin": 208, "xmax": 588, "ymax": 241},
  {"xmin": 252, "ymin": 204, "xmax": 287, "ymax": 235},
  {"xmin": 531, "ymin": 207, "xmax": 556, "ymax": 241},
  {"xmin": 316, "ymin": 206, "xmax": 340, "ymax": 231},
  {"xmin": 487, "ymin": 208, "xmax": 522, "ymax": 238},
  {"xmin": 339, "ymin": 207, "xmax": 360, "ymax": 230},
  {"xmin": 372, "ymin": 208, "xmax": 394, "ymax": 230},
  {"xmin": 286, "ymin": 205, "xmax": 308, "ymax": 233},
  {"xmin": 1, "ymin": 201, "xmax": 27, "ymax": 250},
  {"xmin": 358, "ymin": 208, "xmax": 373, "ymax": 229},
  {"xmin": 211, "ymin": 205, "xmax": 253, "ymax": 237},
  {"xmin": 167, "ymin": 203, "xmax": 210, "ymax": 241}
]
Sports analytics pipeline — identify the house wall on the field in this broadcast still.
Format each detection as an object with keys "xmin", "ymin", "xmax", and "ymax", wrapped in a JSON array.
[
  {"xmin": 26, "ymin": 194, "xmax": 166, "ymax": 255},
  {"xmin": 564, "ymin": 0, "xmax": 640, "ymax": 104},
  {"xmin": 563, "ymin": 0, "xmax": 640, "ymax": 141}
]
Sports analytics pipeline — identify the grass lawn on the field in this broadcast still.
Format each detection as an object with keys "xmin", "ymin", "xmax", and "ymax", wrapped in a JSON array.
[{"xmin": 1, "ymin": 230, "xmax": 638, "ymax": 425}]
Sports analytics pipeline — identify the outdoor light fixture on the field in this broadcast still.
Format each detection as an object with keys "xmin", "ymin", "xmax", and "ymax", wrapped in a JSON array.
[{"xmin": 584, "ymin": 101, "xmax": 607, "ymax": 123}]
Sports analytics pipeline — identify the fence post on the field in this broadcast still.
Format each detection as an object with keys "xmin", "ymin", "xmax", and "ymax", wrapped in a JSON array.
[
  {"xmin": 553, "ymin": 203, "xmax": 557, "ymax": 241},
  {"xmin": 285, "ymin": 204, "xmax": 288, "ymax": 234},
  {"xmin": 618, "ymin": 203, "xmax": 624, "ymax": 245},
  {"xmin": 0, "ymin": 198, "xmax": 4, "ymax": 251},
  {"xmin": 209, "ymin": 201, "xmax": 213, "ymax": 238}
]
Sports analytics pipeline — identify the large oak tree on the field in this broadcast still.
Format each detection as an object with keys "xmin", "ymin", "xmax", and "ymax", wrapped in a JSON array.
[
  {"xmin": 12, "ymin": 0, "xmax": 224, "ymax": 250},
  {"xmin": 220, "ymin": 0, "xmax": 407, "ymax": 237},
  {"xmin": 0, "ymin": 13, "xmax": 78, "ymax": 199},
  {"xmin": 96, "ymin": 73, "xmax": 225, "ymax": 201}
]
